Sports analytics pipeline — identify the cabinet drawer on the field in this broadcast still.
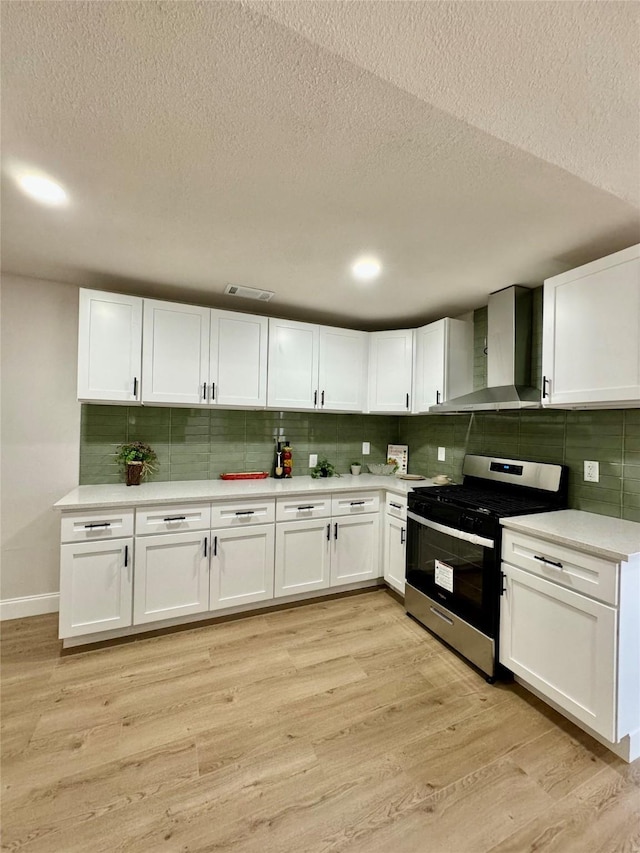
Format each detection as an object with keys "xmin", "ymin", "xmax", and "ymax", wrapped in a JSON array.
[
  {"xmin": 385, "ymin": 493, "xmax": 407, "ymax": 520},
  {"xmin": 136, "ymin": 504, "xmax": 211, "ymax": 535},
  {"xmin": 211, "ymin": 498, "xmax": 275, "ymax": 528},
  {"xmin": 331, "ymin": 492, "xmax": 380, "ymax": 516},
  {"xmin": 276, "ymin": 496, "xmax": 331, "ymax": 522},
  {"xmin": 501, "ymin": 529, "xmax": 619, "ymax": 605},
  {"xmin": 61, "ymin": 509, "xmax": 134, "ymax": 543}
]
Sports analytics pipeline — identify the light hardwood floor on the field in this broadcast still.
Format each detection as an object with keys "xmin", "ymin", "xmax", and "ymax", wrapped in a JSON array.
[{"xmin": 1, "ymin": 589, "xmax": 639, "ymax": 852}]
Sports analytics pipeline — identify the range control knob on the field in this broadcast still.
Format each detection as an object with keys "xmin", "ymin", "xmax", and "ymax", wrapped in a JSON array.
[{"xmin": 459, "ymin": 513, "xmax": 476, "ymax": 532}]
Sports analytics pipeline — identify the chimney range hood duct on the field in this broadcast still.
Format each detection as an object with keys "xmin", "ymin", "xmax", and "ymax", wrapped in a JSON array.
[{"xmin": 431, "ymin": 285, "xmax": 541, "ymax": 413}]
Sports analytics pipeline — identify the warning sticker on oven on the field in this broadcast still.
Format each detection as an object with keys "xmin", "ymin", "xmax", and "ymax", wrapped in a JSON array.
[{"xmin": 434, "ymin": 560, "xmax": 454, "ymax": 593}]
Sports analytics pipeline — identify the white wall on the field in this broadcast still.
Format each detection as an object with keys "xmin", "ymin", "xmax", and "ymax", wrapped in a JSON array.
[{"xmin": 1, "ymin": 274, "xmax": 80, "ymax": 614}]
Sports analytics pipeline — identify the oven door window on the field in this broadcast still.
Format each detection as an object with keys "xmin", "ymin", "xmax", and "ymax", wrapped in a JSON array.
[{"xmin": 406, "ymin": 518, "xmax": 496, "ymax": 636}]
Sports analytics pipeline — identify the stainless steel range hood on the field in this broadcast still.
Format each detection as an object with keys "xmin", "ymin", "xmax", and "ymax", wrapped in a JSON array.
[{"xmin": 431, "ymin": 285, "xmax": 541, "ymax": 413}]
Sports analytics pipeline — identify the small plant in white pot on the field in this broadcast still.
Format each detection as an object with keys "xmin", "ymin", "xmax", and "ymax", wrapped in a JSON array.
[{"xmin": 350, "ymin": 461, "xmax": 362, "ymax": 475}]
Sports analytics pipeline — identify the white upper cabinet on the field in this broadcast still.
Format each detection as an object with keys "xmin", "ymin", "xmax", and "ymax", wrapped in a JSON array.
[
  {"xmin": 318, "ymin": 326, "xmax": 368, "ymax": 412},
  {"xmin": 367, "ymin": 329, "xmax": 414, "ymax": 413},
  {"xmin": 267, "ymin": 318, "xmax": 320, "ymax": 410},
  {"xmin": 77, "ymin": 289, "xmax": 142, "ymax": 403},
  {"xmin": 413, "ymin": 318, "xmax": 473, "ymax": 413},
  {"xmin": 210, "ymin": 309, "xmax": 268, "ymax": 408},
  {"xmin": 542, "ymin": 244, "xmax": 640, "ymax": 408},
  {"xmin": 142, "ymin": 299, "xmax": 210, "ymax": 406},
  {"xmin": 268, "ymin": 320, "xmax": 368, "ymax": 412}
]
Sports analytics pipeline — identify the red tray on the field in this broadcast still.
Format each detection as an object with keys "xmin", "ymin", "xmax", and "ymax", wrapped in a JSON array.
[{"xmin": 220, "ymin": 472, "xmax": 269, "ymax": 480}]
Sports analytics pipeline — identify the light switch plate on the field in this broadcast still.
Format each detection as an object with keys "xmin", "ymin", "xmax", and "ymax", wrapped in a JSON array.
[
  {"xmin": 309, "ymin": 454, "xmax": 318, "ymax": 468},
  {"xmin": 437, "ymin": 447, "xmax": 446, "ymax": 462},
  {"xmin": 584, "ymin": 460, "xmax": 599, "ymax": 483},
  {"xmin": 362, "ymin": 442, "xmax": 370, "ymax": 455}
]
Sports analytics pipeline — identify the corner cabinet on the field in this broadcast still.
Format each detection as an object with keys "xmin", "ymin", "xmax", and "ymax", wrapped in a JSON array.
[
  {"xmin": 542, "ymin": 243, "xmax": 640, "ymax": 408},
  {"xmin": 77, "ymin": 289, "xmax": 142, "ymax": 404},
  {"xmin": 500, "ymin": 527, "xmax": 640, "ymax": 755},
  {"xmin": 267, "ymin": 319, "xmax": 367, "ymax": 412},
  {"xmin": 367, "ymin": 329, "xmax": 414, "ymax": 413},
  {"xmin": 412, "ymin": 318, "xmax": 473, "ymax": 413}
]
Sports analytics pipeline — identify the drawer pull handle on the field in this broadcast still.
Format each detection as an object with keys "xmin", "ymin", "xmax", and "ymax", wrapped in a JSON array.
[
  {"xmin": 84, "ymin": 522, "xmax": 111, "ymax": 529},
  {"xmin": 235, "ymin": 510, "xmax": 255, "ymax": 516},
  {"xmin": 389, "ymin": 502, "xmax": 402, "ymax": 510},
  {"xmin": 400, "ymin": 527, "xmax": 406, "ymax": 545},
  {"xmin": 349, "ymin": 501, "xmax": 365, "ymax": 506},
  {"xmin": 297, "ymin": 505, "xmax": 314, "ymax": 511},
  {"xmin": 429, "ymin": 606, "xmax": 453, "ymax": 626},
  {"xmin": 133, "ymin": 377, "xmax": 138, "ymax": 397},
  {"xmin": 163, "ymin": 516, "xmax": 186, "ymax": 522},
  {"xmin": 534, "ymin": 554, "xmax": 563, "ymax": 570}
]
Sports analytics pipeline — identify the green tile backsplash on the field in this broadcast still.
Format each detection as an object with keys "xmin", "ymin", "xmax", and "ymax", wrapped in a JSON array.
[
  {"xmin": 80, "ymin": 407, "xmax": 399, "ymax": 484},
  {"xmin": 80, "ymin": 404, "xmax": 639, "ymax": 521}
]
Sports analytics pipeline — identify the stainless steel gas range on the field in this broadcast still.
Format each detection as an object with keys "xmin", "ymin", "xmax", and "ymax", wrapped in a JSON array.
[{"xmin": 405, "ymin": 454, "xmax": 568, "ymax": 682}]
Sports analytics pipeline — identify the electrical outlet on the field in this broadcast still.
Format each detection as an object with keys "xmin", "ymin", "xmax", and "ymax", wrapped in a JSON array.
[
  {"xmin": 437, "ymin": 447, "xmax": 446, "ymax": 462},
  {"xmin": 309, "ymin": 454, "xmax": 318, "ymax": 468},
  {"xmin": 362, "ymin": 442, "xmax": 370, "ymax": 455},
  {"xmin": 584, "ymin": 460, "xmax": 599, "ymax": 483}
]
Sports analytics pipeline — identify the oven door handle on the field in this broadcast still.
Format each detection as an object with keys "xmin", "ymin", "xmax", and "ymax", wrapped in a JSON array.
[{"xmin": 407, "ymin": 511, "xmax": 495, "ymax": 549}]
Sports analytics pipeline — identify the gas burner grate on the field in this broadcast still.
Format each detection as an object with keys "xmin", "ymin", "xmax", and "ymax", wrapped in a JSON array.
[{"xmin": 413, "ymin": 485, "xmax": 553, "ymax": 516}]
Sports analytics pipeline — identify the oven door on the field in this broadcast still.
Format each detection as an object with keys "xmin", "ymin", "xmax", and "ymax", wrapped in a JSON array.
[{"xmin": 406, "ymin": 511, "xmax": 498, "ymax": 637}]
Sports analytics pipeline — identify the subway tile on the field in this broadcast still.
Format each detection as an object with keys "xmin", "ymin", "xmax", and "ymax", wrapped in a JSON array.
[{"xmin": 622, "ymin": 506, "xmax": 640, "ymax": 523}]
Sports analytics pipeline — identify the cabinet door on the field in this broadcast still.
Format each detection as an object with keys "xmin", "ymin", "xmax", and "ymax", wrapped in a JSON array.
[
  {"xmin": 210, "ymin": 524, "xmax": 274, "ymax": 610},
  {"xmin": 267, "ymin": 319, "xmax": 320, "ymax": 410},
  {"xmin": 77, "ymin": 289, "xmax": 142, "ymax": 403},
  {"xmin": 318, "ymin": 326, "xmax": 368, "ymax": 412},
  {"xmin": 383, "ymin": 515, "xmax": 406, "ymax": 595},
  {"xmin": 542, "ymin": 246, "xmax": 640, "ymax": 406},
  {"xmin": 413, "ymin": 320, "xmax": 446, "ymax": 413},
  {"xmin": 133, "ymin": 531, "xmax": 209, "ymax": 624},
  {"xmin": 59, "ymin": 538, "xmax": 133, "ymax": 637},
  {"xmin": 142, "ymin": 299, "xmax": 210, "ymax": 406},
  {"xmin": 211, "ymin": 309, "xmax": 268, "ymax": 408},
  {"xmin": 275, "ymin": 519, "xmax": 331, "ymax": 596},
  {"xmin": 367, "ymin": 330, "xmax": 413, "ymax": 413},
  {"xmin": 500, "ymin": 563, "xmax": 617, "ymax": 740},
  {"xmin": 331, "ymin": 514, "xmax": 381, "ymax": 587}
]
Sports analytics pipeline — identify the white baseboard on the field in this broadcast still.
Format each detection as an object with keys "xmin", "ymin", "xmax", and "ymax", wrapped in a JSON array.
[{"xmin": 0, "ymin": 592, "xmax": 59, "ymax": 621}]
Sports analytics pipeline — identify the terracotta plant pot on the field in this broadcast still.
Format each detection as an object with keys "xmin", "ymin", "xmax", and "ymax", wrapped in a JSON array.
[{"xmin": 126, "ymin": 461, "xmax": 143, "ymax": 486}]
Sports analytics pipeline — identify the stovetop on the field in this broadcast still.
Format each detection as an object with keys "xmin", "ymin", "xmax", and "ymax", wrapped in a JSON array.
[{"xmin": 410, "ymin": 484, "xmax": 558, "ymax": 517}]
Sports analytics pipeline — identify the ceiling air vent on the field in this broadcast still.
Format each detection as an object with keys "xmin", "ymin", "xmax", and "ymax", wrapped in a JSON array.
[{"xmin": 224, "ymin": 284, "xmax": 275, "ymax": 302}]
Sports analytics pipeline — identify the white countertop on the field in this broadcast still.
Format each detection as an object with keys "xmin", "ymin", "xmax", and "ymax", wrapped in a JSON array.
[
  {"xmin": 501, "ymin": 509, "xmax": 640, "ymax": 562},
  {"xmin": 54, "ymin": 473, "xmax": 428, "ymax": 511}
]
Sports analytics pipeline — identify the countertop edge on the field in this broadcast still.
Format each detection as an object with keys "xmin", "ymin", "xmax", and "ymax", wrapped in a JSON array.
[
  {"xmin": 501, "ymin": 511, "xmax": 640, "ymax": 563},
  {"xmin": 54, "ymin": 475, "xmax": 424, "ymax": 511}
]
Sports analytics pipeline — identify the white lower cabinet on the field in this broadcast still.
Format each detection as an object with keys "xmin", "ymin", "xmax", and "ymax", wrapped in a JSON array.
[
  {"xmin": 133, "ymin": 530, "xmax": 210, "ymax": 625},
  {"xmin": 383, "ymin": 515, "xmax": 406, "ymax": 595},
  {"xmin": 500, "ymin": 562, "xmax": 617, "ymax": 740},
  {"xmin": 499, "ymin": 525, "xmax": 640, "ymax": 759},
  {"xmin": 59, "ymin": 538, "xmax": 133, "ymax": 637},
  {"xmin": 331, "ymin": 515, "xmax": 380, "ymax": 586},
  {"xmin": 275, "ymin": 518, "xmax": 332, "ymax": 596},
  {"xmin": 275, "ymin": 507, "xmax": 381, "ymax": 597},
  {"xmin": 210, "ymin": 524, "xmax": 275, "ymax": 609}
]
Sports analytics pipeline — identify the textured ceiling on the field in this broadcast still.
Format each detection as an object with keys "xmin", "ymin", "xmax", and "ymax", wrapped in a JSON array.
[{"xmin": 1, "ymin": 1, "xmax": 639, "ymax": 329}]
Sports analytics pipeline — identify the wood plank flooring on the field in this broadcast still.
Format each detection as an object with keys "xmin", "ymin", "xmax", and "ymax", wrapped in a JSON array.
[{"xmin": 2, "ymin": 589, "xmax": 639, "ymax": 852}]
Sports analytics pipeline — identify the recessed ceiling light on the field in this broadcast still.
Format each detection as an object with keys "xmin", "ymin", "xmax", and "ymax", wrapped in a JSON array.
[
  {"xmin": 16, "ymin": 173, "xmax": 68, "ymax": 206},
  {"xmin": 351, "ymin": 255, "xmax": 381, "ymax": 282}
]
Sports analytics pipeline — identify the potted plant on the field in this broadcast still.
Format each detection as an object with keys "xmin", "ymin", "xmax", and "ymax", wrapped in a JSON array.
[
  {"xmin": 115, "ymin": 441, "xmax": 158, "ymax": 486},
  {"xmin": 350, "ymin": 461, "xmax": 362, "ymax": 475},
  {"xmin": 310, "ymin": 457, "xmax": 339, "ymax": 479}
]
